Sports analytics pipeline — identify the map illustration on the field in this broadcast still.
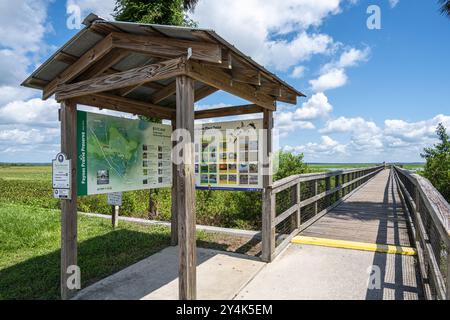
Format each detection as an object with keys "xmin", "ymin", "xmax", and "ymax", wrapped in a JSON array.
[{"xmin": 77, "ymin": 111, "xmax": 172, "ymax": 196}]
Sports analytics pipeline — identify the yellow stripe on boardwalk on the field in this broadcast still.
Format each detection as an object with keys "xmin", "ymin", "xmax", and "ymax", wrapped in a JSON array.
[{"xmin": 291, "ymin": 236, "xmax": 417, "ymax": 256}]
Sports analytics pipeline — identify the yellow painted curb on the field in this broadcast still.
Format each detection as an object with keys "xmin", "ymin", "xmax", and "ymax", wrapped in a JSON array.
[{"xmin": 291, "ymin": 236, "xmax": 417, "ymax": 256}]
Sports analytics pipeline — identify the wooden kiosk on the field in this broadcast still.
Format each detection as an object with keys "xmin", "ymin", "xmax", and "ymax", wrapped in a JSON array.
[{"xmin": 22, "ymin": 13, "xmax": 304, "ymax": 300}]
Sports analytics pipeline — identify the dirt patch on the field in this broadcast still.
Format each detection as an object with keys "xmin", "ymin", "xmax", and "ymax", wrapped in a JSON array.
[{"xmin": 198, "ymin": 233, "xmax": 262, "ymax": 257}]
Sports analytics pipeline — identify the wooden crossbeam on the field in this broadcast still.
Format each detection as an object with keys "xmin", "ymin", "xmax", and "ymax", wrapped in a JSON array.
[
  {"xmin": 194, "ymin": 85, "xmax": 218, "ymax": 102},
  {"xmin": 54, "ymin": 52, "xmax": 78, "ymax": 65},
  {"xmin": 186, "ymin": 61, "xmax": 276, "ymax": 111},
  {"xmin": 43, "ymin": 34, "xmax": 114, "ymax": 100},
  {"xmin": 55, "ymin": 57, "xmax": 186, "ymax": 101},
  {"xmin": 150, "ymin": 81, "xmax": 176, "ymax": 104},
  {"xmin": 201, "ymin": 50, "xmax": 232, "ymax": 69},
  {"xmin": 77, "ymin": 49, "xmax": 130, "ymax": 81},
  {"xmin": 257, "ymin": 83, "xmax": 297, "ymax": 104},
  {"xmin": 111, "ymin": 32, "xmax": 222, "ymax": 64},
  {"xmin": 195, "ymin": 104, "xmax": 262, "ymax": 119},
  {"xmin": 73, "ymin": 93, "xmax": 174, "ymax": 120},
  {"xmin": 232, "ymin": 68, "xmax": 261, "ymax": 86}
]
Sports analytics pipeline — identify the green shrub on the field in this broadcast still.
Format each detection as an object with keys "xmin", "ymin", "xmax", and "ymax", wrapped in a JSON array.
[{"xmin": 0, "ymin": 151, "xmax": 311, "ymax": 231}]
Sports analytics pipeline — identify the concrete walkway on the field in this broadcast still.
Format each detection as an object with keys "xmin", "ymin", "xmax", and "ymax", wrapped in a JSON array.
[
  {"xmin": 74, "ymin": 246, "xmax": 265, "ymax": 300},
  {"xmin": 235, "ymin": 244, "xmax": 421, "ymax": 300}
]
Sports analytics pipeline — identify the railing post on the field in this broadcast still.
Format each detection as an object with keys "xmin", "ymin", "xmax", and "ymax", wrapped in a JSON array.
[
  {"xmin": 262, "ymin": 109, "xmax": 274, "ymax": 263},
  {"xmin": 296, "ymin": 182, "xmax": 301, "ymax": 229},
  {"xmin": 314, "ymin": 180, "xmax": 318, "ymax": 215},
  {"xmin": 336, "ymin": 175, "xmax": 341, "ymax": 200},
  {"xmin": 325, "ymin": 177, "xmax": 331, "ymax": 208}
]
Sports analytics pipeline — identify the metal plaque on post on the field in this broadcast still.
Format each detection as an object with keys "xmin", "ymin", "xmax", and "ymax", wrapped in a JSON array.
[
  {"xmin": 107, "ymin": 192, "xmax": 123, "ymax": 206},
  {"xmin": 52, "ymin": 152, "xmax": 72, "ymax": 199}
]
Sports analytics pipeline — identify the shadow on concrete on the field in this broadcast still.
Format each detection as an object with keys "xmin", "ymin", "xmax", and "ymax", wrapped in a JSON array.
[{"xmin": 73, "ymin": 246, "xmax": 264, "ymax": 300}]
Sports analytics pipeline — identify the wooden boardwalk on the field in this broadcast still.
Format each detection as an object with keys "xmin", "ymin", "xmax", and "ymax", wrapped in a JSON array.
[
  {"xmin": 290, "ymin": 168, "xmax": 424, "ymax": 300},
  {"xmin": 301, "ymin": 169, "xmax": 412, "ymax": 247}
]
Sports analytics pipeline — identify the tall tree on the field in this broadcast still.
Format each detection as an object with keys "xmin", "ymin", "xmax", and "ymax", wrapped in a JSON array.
[
  {"xmin": 421, "ymin": 123, "xmax": 450, "ymax": 201},
  {"xmin": 114, "ymin": 0, "xmax": 198, "ymax": 26},
  {"xmin": 439, "ymin": 0, "xmax": 450, "ymax": 17},
  {"xmin": 113, "ymin": 0, "xmax": 199, "ymax": 218}
]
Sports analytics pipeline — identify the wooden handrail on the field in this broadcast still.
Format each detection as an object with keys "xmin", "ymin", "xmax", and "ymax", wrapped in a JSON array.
[
  {"xmin": 394, "ymin": 167, "xmax": 450, "ymax": 240},
  {"xmin": 272, "ymin": 165, "xmax": 384, "ymax": 194},
  {"xmin": 261, "ymin": 165, "xmax": 385, "ymax": 262},
  {"xmin": 394, "ymin": 166, "xmax": 450, "ymax": 300}
]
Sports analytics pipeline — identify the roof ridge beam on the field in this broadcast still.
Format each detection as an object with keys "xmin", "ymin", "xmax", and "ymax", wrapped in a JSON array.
[{"xmin": 111, "ymin": 32, "xmax": 222, "ymax": 64}]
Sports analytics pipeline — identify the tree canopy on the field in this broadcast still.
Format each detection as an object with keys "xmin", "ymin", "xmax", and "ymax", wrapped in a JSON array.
[
  {"xmin": 421, "ymin": 123, "xmax": 450, "ymax": 200},
  {"xmin": 113, "ymin": 0, "xmax": 199, "ymax": 124},
  {"xmin": 439, "ymin": 0, "xmax": 450, "ymax": 17},
  {"xmin": 274, "ymin": 151, "xmax": 309, "ymax": 181},
  {"xmin": 113, "ymin": 0, "xmax": 198, "ymax": 26}
]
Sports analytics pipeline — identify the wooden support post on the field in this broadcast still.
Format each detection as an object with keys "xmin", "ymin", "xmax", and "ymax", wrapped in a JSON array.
[
  {"xmin": 171, "ymin": 122, "xmax": 178, "ymax": 246},
  {"xmin": 112, "ymin": 205, "xmax": 119, "ymax": 228},
  {"xmin": 262, "ymin": 109, "xmax": 274, "ymax": 263},
  {"xmin": 314, "ymin": 180, "xmax": 318, "ymax": 215},
  {"xmin": 175, "ymin": 75, "xmax": 196, "ymax": 300},
  {"xmin": 60, "ymin": 100, "xmax": 78, "ymax": 300}
]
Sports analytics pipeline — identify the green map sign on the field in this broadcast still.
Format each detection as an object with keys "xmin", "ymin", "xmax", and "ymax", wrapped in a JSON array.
[{"xmin": 77, "ymin": 111, "xmax": 172, "ymax": 196}]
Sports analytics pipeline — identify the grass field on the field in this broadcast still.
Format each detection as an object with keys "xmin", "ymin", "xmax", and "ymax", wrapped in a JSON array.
[
  {"xmin": 0, "ymin": 164, "xmax": 262, "ymax": 299},
  {"xmin": 0, "ymin": 202, "xmax": 176, "ymax": 299},
  {"xmin": 0, "ymin": 165, "xmax": 51, "ymax": 181},
  {"xmin": 0, "ymin": 202, "xmax": 259, "ymax": 299}
]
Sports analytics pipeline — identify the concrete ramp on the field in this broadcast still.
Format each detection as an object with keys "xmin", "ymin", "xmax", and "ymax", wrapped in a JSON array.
[
  {"xmin": 235, "ymin": 244, "xmax": 421, "ymax": 300},
  {"xmin": 74, "ymin": 246, "xmax": 265, "ymax": 300}
]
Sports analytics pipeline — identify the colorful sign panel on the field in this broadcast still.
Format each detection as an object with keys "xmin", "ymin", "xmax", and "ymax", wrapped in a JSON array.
[
  {"xmin": 195, "ymin": 119, "xmax": 263, "ymax": 191},
  {"xmin": 77, "ymin": 111, "xmax": 172, "ymax": 196}
]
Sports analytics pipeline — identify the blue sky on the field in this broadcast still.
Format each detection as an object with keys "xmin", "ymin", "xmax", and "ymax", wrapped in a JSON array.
[{"xmin": 0, "ymin": 0, "xmax": 449, "ymax": 163}]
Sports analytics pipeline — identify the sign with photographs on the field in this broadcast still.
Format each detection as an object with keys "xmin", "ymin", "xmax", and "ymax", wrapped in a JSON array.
[
  {"xmin": 76, "ymin": 111, "xmax": 172, "ymax": 196},
  {"xmin": 195, "ymin": 119, "xmax": 263, "ymax": 191}
]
